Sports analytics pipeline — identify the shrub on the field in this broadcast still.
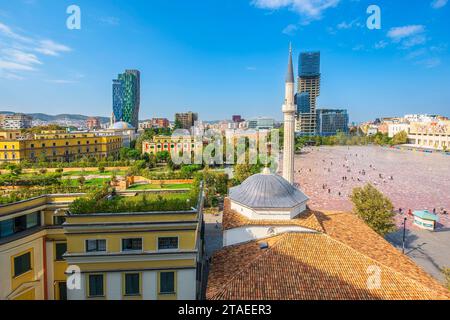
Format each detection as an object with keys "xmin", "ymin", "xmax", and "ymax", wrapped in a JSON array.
[
  {"xmin": 350, "ymin": 184, "xmax": 396, "ymax": 236},
  {"xmin": 69, "ymin": 188, "xmax": 198, "ymax": 214}
]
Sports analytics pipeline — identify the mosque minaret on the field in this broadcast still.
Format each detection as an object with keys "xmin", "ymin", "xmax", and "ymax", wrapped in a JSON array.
[
  {"xmin": 228, "ymin": 44, "xmax": 309, "ymax": 222},
  {"xmin": 282, "ymin": 44, "xmax": 296, "ymax": 185}
]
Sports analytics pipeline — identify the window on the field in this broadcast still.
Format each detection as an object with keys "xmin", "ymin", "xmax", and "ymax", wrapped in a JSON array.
[
  {"xmin": 86, "ymin": 240, "xmax": 106, "ymax": 252},
  {"xmin": 122, "ymin": 238, "xmax": 142, "ymax": 251},
  {"xmin": 53, "ymin": 216, "xmax": 66, "ymax": 226},
  {"xmin": 55, "ymin": 243, "xmax": 67, "ymax": 261},
  {"xmin": 14, "ymin": 215, "xmax": 27, "ymax": 233},
  {"xmin": 160, "ymin": 272, "xmax": 175, "ymax": 294},
  {"xmin": 58, "ymin": 282, "xmax": 67, "ymax": 300},
  {"xmin": 0, "ymin": 219, "xmax": 14, "ymax": 238},
  {"xmin": 14, "ymin": 252, "xmax": 32, "ymax": 277},
  {"xmin": 26, "ymin": 212, "xmax": 40, "ymax": 229},
  {"xmin": 124, "ymin": 273, "xmax": 140, "ymax": 296},
  {"xmin": 88, "ymin": 274, "xmax": 104, "ymax": 297},
  {"xmin": 158, "ymin": 237, "xmax": 178, "ymax": 250}
]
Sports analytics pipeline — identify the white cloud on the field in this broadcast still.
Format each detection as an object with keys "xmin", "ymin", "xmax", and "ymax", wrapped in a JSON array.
[
  {"xmin": 45, "ymin": 79, "xmax": 77, "ymax": 84},
  {"xmin": 417, "ymin": 57, "xmax": 441, "ymax": 69},
  {"xmin": 35, "ymin": 40, "xmax": 72, "ymax": 56},
  {"xmin": 0, "ymin": 60, "xmax": 35, "ymax": 71},
  {"xmin": 387, "ymin": 25, "xmax": 427, "ymax": 49},
  {"xmin": 1, "ymin": 48, "xmax": 42, "ymax": 66},
  {"xmin": 251, "ymin": 0, "xmax": 340, "ymax": 20},
  {"xmin": 282, "ymin": 24, "xmax": 298, "ymax": 35},
  {"xmin": 0, "ymin": 22, "xmax": 33, "ymax": 43},
  {"xmin": 337, "ymin": 18, "xmax": 362, "ymax": 30},
  {"xmin": 374, "ymin": 40, "xmax": 388, "ymax": 49},
  {"xmin": 431, "ymin": 0, "xmax": 448, "ymax": 9},
  {"xmin": 99, "ymin": 16, "xmax": 120, "ymax": 26},
  {"xmin": 387, "ymin": 25, "xmax": 425, "ymax": 41},
  {"xmin": 0, "ymin": 21, "xmax": 72, "ymax": 80}
]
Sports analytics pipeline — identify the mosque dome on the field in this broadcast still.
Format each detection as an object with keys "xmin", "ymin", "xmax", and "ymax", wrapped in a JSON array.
[
  {"xmin": 229, "ymin": 171, "xmax": 309, "ymax": 209},
  {"xmin": 110, "ymin": 121, "xmax": 135, "ymax": 130}
]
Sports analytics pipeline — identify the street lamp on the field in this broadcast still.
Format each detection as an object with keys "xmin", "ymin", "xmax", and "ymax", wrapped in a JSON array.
[{"xmin": 402, "ymin": 217, "xmax": 408, "ymax": 254}]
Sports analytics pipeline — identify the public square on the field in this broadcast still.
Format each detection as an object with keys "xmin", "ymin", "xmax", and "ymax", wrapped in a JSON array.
[
  {"xmin": 294, "ymin": 146, "xmax": 450, "ymax": 229},
  {"xmin": 292, "ymin": 146, "xmax": 450, "ymax": 283}
]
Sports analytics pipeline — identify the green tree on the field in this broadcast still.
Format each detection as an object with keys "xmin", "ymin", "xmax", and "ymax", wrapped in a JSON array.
[
  {"xmin": 392, "ymin": 131, "xmax": 408, "ymax": 145},
  {"xmin": 234, "ymin": 163, "xmax": 261, "ymax": 184},
  {"xmin": 6, "ymin": 164, "xmax": 22, "ymax": 176},
  {"xmin": 350, "ymin": 184, "xmax": 396, "ymax": 236},
  {"xmin": 77, "ymin": 176, "xmax": 86, "ymax": 186},
  {"xmin": 174, "ymin": 119, "xmax": 183, "ymax": 130},
  {"xmin": 135, "ymin": 129, "xmax": 155, "ymax": 153}
]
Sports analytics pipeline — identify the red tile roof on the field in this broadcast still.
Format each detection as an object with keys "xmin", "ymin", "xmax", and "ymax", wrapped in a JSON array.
[{"xmin": 207, "ymin": 199, "xmax": 450, "ymax": 300}]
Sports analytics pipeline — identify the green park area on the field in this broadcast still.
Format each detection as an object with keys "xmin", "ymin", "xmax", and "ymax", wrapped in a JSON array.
[
  {"xmin": 69, "ymin": 187, "xmax": 198, "ymax": 214},
  {"xmin": 127, "ymin": 183, "xmax": 192, "ymax": 191}
]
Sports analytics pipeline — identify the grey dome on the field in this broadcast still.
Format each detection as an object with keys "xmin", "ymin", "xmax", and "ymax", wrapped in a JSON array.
[
  {"xmin": 230, "ymin": 174, "xmax": 308, "ymax": 209},
  {"xmin": 110, "ymin": 121, "xmax": 135, "ymax": 130}
]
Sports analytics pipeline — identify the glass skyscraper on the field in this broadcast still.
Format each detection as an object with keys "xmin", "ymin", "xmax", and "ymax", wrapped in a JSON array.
[
  {"xmin": 296, "ymin": 92, "xmax": 310, "ymax": 114},
  {"xmin": 296, "ymin": 52, "xmax": 321, "ymax": 136},
  {"xmin": 316, "ymin": 109, "xmax": 349, "ymax": 136},
  {"xmin": 112, "ymin": 70, "xmax": 140, "ymax": 129},
  {"xmin": 299, "ymin": 52, "xmax": 321, "ymax": 77}
]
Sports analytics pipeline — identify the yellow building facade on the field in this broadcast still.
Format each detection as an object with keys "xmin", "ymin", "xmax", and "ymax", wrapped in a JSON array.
[
  {"xmin": 0, "ymin": 191, "xmax": 204, "ymax": 300},
  {"xmin": 0, "ymin": 131, "xmax": 123, "ymax": 164},
  {"xmin": 408, "ymin": 121, "xmax": 450, "ymax": 150}
]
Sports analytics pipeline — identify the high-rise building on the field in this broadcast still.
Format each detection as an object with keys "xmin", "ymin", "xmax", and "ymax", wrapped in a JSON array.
[
  {"xmin": 112, "ymin": 70, "xmax": 141, "ymax": 129},
  {"xmin": 316, "ymin": 109, "xmax": 349, "ymax": 136},
  {"xmin": 175, "ymin": 112, "xmax": 198, "ymax": 130},
  {"xmin": 296, "ymin": 52, "xmax": 321, "ymax": 136},
  {"xmin": 0, "ymin": 113, "xmax": 33, "ymax": 130}
]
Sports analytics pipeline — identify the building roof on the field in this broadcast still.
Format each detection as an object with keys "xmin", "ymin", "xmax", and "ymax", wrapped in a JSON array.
[
  {"xmin": 413, "ymin": 210, "xmax": 440, "ymax": 222},
  {"xmin": 222, "ymin": 198, "xmax": 323, "ymax": 232},
  {"xmin": 206, "ymin": 204, "xmax": 450, "ymax": 300},
  {"xmin": 229, "ymin": 173, "xmax": 309, "ymax": 209},
  {"xmin": 110, "ymin": 121, "xmax": 135, "ymax": 130}
]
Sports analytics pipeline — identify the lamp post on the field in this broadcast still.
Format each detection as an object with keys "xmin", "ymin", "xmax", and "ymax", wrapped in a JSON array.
[{"xmin": 402, "ymin": 217, "xmax": 408, "ymax": 254}]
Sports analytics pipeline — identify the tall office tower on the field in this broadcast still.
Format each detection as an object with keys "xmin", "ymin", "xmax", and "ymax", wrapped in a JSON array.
[
  {"xmin": 112, "ymin": 70, "xmax": 141, "ymax": 128},
  {"xmin": 316, "ymin": 109, "xmax": 349, "ymax": 136},
  {"xmin": 296, "ymin": 52, "xmax": 321, "ymax": 136},
  {"xmin": 175, "ymin": 112, "xmax": 198, "ymax": 130}
]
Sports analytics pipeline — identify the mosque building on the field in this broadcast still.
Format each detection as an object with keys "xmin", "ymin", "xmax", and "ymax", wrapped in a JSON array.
[{"xmin": 206, "ymin": 45, "xmax": 450, "ymax": 300}]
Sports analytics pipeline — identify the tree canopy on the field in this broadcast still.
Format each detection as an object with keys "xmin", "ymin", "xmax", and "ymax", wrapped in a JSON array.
[{"xmin": 350, "ymin": 184, "xmax": 396, "ymax": 236}]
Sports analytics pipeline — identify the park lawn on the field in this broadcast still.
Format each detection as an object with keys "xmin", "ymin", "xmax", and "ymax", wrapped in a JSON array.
[
  {"xmin": 127, "ymin": 183, "xmax": 192, "ymax": 191},
  {"xmin": 62, "ymin": 178, "xmax": 111, "ymax": 187},
  {"xmin": 62, "ymin": 170, "xmax": 126, "ymax": 177}
]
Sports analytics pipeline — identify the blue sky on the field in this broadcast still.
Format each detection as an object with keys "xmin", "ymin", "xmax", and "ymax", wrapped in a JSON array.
[{"xmin": 0, "ymin": 0, "xmax": 449, "ymax": 123}]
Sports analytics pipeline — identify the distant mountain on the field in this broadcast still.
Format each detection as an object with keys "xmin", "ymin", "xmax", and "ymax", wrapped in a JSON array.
[{"xmin": 0, "ymin": 111, "xmax": 110, "ymax": 123}]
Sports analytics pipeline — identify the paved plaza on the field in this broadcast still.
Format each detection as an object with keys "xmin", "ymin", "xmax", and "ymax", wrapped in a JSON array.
[
  {"xmin": 291, "ymin": 146, "xmax": 450, "ymax": 284},
  {"xmin": 293, "ymin": 146, "xmax": 450, "ymax": 229}
]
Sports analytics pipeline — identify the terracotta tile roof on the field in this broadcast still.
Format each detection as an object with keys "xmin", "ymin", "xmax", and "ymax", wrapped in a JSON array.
[
  {"xmin": 207, "ymin": 233, "xmax": 450, "ymax": 300},
  {"xmin": 315, "ymin": 210, "xmax": 450, "ymax": 298},
  {"xmin": 222, "ymin": 198, "xmax": 324, "ymax": 232},
  {"xmin": 207, "ymin": 199, "xmax": 450, "ymax": 300}
]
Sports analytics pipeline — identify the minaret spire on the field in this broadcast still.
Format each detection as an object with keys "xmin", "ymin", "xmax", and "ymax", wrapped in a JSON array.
[
  {"xmin": 286, "ymin": 43, "xmax": 295, "ymax": 84},
  {"xmin": 282, "ymin": 44, "xmax": 296, "ymax": 185}
]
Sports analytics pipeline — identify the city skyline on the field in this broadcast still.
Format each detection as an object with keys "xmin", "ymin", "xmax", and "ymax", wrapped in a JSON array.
[{"xmin": 0, "ymin": 1, "xmax": 449, "ymax": 123}]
